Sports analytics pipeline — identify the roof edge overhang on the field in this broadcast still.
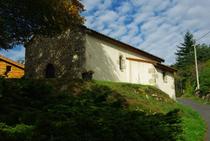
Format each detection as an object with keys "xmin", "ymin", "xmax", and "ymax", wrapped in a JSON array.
[
  {"xmin": 0, "ymin": 55, "xmax": 25, "ymax": 69},
  {"xmin": 81, "ymin": 26, "xmax": 164, "ymax": 63},
  {"xmin": 126, "ymin": 57, "xmax": 177, "ymax": 73},
  {"xmin": 155, "ymin": 63, "xmax": 177, "ymax": 73}
]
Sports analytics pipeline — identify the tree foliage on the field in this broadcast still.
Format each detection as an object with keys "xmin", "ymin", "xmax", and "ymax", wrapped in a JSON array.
[
  {"xmin": 0, "ymin": 0, "xmax": 84, "ymax": 49},
  {"xmin": 175, "ymin": 32, "xmax": 195, "ymax": 68},
  {"xmin": 197, "ymin": 44, "xmax": 210, "ymax": 63},
  {"xmin": 199, "ymin": 60, "xmax": 210, "ymax": 95},
  {"xmin": 174, "ymin": 32, "xmax": 210, "ymax": 96}
]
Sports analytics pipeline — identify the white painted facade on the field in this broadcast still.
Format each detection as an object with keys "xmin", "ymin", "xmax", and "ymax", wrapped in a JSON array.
[{"xmin": 85, "ymin": 34, "xmax": 176, "ymax": 99}]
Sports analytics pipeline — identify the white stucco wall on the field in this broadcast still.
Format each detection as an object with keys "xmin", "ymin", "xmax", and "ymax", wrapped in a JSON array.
[
  {"xmin": 85, "ymin": 34, "xmax": 176, "ymax": 99},
  {"xmin": 155, "ymin": 69, "xmax": 176, "ymax": 99}
]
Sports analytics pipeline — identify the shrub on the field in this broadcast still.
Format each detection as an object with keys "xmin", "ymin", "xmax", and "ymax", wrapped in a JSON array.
[
  {"xmin": 20, "ymin": 80, "xmax": 53, "ymax": 97},
  {"xmin": 0, "ymin": 78, "xmax": 6, "ymax": 96},
  {"xmin": 0, "ymin": 80, "xmax": 182, "ymax": 141},
  {"xmin": 0, "ymin": 79, "xmax": 53, "ymax": 97},
  {"xmin": 0, "ymin": 123, "xmax": 34, "ymax": 141},
  {"xmin": 184, "ymin": 80, "xmax": 194, "ymax": 96}
]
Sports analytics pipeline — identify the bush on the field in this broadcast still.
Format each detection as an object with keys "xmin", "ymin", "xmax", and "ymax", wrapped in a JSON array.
[
  {"xmin": 0, "ymin": 123, "xmax": 34, "ymax": 141},
  {"xmin": 1, "ymin": 79, "xmax": 53, "ymax": 97},
  {"xmin": 184, "ymin": 80, "xmax": 194, "ymax": 96},
  {"xmin": 0, "ymin": 80, "xmax": 182, "ymax": 141}
]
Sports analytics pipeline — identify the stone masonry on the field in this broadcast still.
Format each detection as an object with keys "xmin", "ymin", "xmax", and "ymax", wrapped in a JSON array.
[{"xmin": 25, "ymin": 26, "xmax": 86, "ymax": 79}]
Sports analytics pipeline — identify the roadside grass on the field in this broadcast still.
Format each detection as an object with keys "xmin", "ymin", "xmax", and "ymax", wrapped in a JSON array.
[
  {"xmin": 182, "ymin": 95, "xmax": 210, "ymax": 105},
  {"xmin": 0, "ymin": 79, "xmax": 206, "ymax": 141},
  {"xmin": 177, "ymin": 104, "xmax": 206, "ymax": 141}
]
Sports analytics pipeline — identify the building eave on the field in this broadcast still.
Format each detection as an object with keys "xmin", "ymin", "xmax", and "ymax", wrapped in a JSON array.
[
  {"xmin": 126, "ymin": 57, "xmax": 177, "ymax": 73},
  {"xmin": 155, "ymin": 63, "xmax": 177, "ymax": 73},
  {"xmin": 0, "ymin": 55, "xmax": 25, "ymax": 69},
  {"xmin": 82, "ymin": 26, "xmax": 165, "ymax": 63}
]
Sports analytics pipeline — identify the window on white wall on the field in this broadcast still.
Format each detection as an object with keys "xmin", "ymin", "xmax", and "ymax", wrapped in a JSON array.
[{"xmin": 162, "ymin": 72, "xmax": 167, "ymax": 83}]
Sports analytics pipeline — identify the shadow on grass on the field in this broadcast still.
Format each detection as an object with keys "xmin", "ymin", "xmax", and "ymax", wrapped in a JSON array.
[{"xmin": 0, "ymin": 79, "xmax": 182, "ymax": 141}]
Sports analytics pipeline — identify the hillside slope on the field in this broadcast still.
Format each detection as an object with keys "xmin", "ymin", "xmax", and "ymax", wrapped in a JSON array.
[{"xmin": 0, "ymin": 79, "xmax": 205, "ymax": 141}]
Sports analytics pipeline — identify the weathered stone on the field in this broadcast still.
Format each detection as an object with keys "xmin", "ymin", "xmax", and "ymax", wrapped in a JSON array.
[
  {"xmin": 195, "ymin": 89, "xmax": 201, "ymax": 98},
  {"xmin": 205, "ymin": 94, "xmax": 210, "ymax": 101},
  {"xmin": 25, "ymin": 26, "xmax": 86, "ymax": 79}
]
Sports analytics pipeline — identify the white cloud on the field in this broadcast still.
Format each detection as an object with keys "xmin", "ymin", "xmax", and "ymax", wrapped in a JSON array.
[
  {"xmin": 133, "ymin": 12, "xmax": 154, "ymax": 25},
  {"xmin": 2, "ymin": 0, "xmax": 210, "ymax": 65},
  {"xmin": 117, "ymin": 2, "xmax": 132, "ymax": 14},
  {"xmin": 0, "ymin": 46, "xmax": 25, "ymax": 61},
  {"xmin": 81, "ymin": 0, "xmax": 102, "ymax": 11},
  {"xmin": 97, "ymin": 10, "xmax": 118, "ymax": 23},
  {"xmin": 111, "ymin": 25, "xmax": 127, "ymax": 38},
  {"xmin": 83, "ymin": 0, "xmax": 210, "ymax": 64}
]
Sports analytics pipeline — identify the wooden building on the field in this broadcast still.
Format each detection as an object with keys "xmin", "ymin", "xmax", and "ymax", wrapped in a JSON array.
[{"xmin": 0, "ymin": 55, "xmax": 24, "ymax": 78}]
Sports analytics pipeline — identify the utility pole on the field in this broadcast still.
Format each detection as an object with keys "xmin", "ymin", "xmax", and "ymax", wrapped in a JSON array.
[
  {"xmin": 193, "ymin": 44, "xmax": 200, "ymax": 90},
  {"xmin": 194, "ymin": 30, "xmax": 210, "ymax": 90}
]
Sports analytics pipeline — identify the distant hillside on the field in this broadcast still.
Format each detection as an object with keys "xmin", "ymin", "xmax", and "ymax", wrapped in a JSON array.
[{"xmin": 0, "ymin": 79, "xmax": 205, "ymax": 141}]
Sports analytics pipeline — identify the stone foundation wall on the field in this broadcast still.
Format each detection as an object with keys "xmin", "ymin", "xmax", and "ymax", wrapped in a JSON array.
[{"xmin": 25, "ymin": 27, "xmax": 85, "ymax": 79}]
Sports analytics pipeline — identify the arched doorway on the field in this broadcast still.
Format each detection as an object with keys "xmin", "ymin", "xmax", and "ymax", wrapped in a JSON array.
[{"xmin": 45, "ymin": 64, "xmax": 55, "ymax": 78}]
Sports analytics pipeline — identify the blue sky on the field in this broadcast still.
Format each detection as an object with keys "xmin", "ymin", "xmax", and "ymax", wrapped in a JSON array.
[{"xmin": 1, "ymin": 0, "xmax": 210, "ymax": 64}]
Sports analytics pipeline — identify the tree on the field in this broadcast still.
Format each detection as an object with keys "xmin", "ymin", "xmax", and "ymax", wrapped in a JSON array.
[
  {"xmin": 199, "ymin": 60, "xmax": 210, "ymax": 95},
  {"xmin": 0, "ymin": 0, "xmax": 84, "ymax": 49},
  {"xmin": 197, "ymin": 44, "xmax": 210, "ymax": 63},
  {"xmin": 175, "ymin": 32, "xmax": 195, "ymax": 68},
  {"xmin": 174, "ymin": 32, "xmax": 210, "ymax": 96},
  {"xmin": 174, "ymin": 32, "xmax": 196, "ymax": 96}
]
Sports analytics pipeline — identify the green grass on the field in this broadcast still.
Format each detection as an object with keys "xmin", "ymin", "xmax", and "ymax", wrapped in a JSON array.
[
  {"xmin": 57, "ymin": 79, "xmax": 206, "ymax": 141},
  {"xmin": 94, "ymin": 80, "xmax": 177, "ymax": 113},
  {"xmin": 94, "ymin": 81, "xmax": 206, "ymax": 141},
  {"xmin": 177, "ymin": 104, "xmax": 206, "ymax": 141},
  {"xmin": 0, "ymin": 79, "xmax": 206, "ymax": 141},
  {"xmin": 182, "ymin": 95, "xmax": 210, "ymax": 105}
]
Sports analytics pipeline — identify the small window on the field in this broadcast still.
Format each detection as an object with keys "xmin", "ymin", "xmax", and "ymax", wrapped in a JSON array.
[
  {"xmin": 6, "ymin": 66, "xmax": 12, "ymax": 72},
  {"xmin": 162, "ymin": 72, "xmax": 167, "ymax": 83},
  {"xmin": 4, "ymin": 66, "xmax": 12, "ymax": 76},
  {"xmin": 45, "ymin": 64, "xmax": 55, "ymax": 78},
  {"xmin": 119, "ymin": 55, "xmax": 125, "ymax": 71}
]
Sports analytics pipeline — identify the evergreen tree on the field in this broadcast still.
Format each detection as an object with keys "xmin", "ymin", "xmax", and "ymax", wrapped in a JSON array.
[
  {"xmin": 175, "ymin": 32, "xmax": 195, "ymax": 68},
  {"xmin": 174, "ymin": 32, "xmax": 210, "ymax": 96}
]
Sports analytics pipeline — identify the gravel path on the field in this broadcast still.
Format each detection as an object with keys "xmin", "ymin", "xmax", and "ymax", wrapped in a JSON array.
[{"xmin": 177, "ymin": 98, "xmax": 210, "ymax": 141}]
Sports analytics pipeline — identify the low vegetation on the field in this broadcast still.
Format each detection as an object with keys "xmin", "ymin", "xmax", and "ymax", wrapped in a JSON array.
[
  {"xmin": 178, "ymin": 105, "xmax": 206, "ymax": 141},
  {"xmin": 0, "ymin": 79, "xmax": 205, "ymax": 141},
  {"xmin": 183, "ymin": 95, "xmax": 210, "ymax": 105}
]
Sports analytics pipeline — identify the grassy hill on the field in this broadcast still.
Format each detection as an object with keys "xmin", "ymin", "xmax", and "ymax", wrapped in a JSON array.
[{"xmin": 0, "ymin": 79, "xmax": 205, "ymax": 141}]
